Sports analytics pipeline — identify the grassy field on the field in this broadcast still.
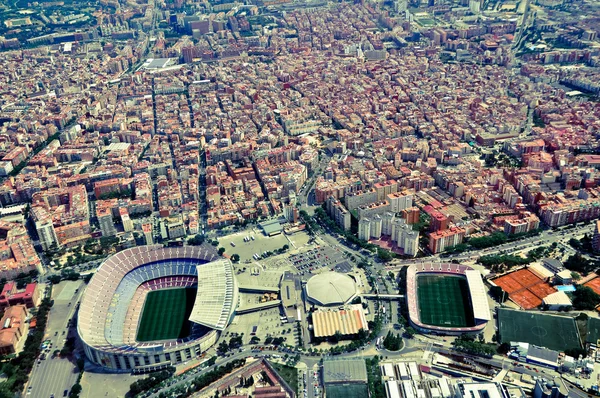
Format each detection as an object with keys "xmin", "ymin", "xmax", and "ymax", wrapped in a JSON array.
[
  {"xmin": 269, "ymin": 362, "xmax": 298, "ymax": 395},
  {"xmin": 417, "ymin": 275, "xmax": 474, "ymax": 327},
  {"xmin": 498, "ymin": 308, "xmax": 581, "ymax": 351},
  {"xmin": 137, "ymin": 288, "xmax": 197, "ymax": 342}
]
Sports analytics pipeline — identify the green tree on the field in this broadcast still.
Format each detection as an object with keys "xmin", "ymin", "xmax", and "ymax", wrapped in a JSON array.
[
  {"xmin": 69, "ymin": 383, "xmax": 82, "ymax": 398},
  {"xmin": 404, "ymin": 327, "xmax": 416, "ymax": 338},
  {"xmin": 217, "ymin": 247, "xmax": 225, "ymax": 256},
  {"xmin": 230, "ymin": 254, "xmax": 240, "ymax": 262},
  {"xmin": 383, "ymin": 331, "xmax": 402, "ymax": 351},
  {"xmin": 217, "ymin": 341, "xmax": 229, "ymax": 355},
  {"xmin": 376, "ymin": 248, "xmax": 393, "ymax": 262},
  {"xmin": 188, "ymin": 234, "xmax": 205, "ymax": 245},
  {"xmin": 330, "ymin": 331, "xmax": 342, "ymax": 344},
  {"xmin": 572, "ymin": 286, "xmax": 600, "ymax": 310}
]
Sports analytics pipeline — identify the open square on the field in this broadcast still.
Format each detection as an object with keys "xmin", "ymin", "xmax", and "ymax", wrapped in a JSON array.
[
  {"xmin": 416, "ymin": 275, "xmax": 475, "ymax": 328},
  {"xmin": 137, "ymin": 288, "xmax": 197, "ymax": 342},
  {"xmin": 497, "ymin": 308, "xmax": 581, "ymax": 351}
]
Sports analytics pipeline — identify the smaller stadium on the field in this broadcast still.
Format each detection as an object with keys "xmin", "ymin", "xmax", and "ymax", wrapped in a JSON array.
[
  {"xmin": 406, "ymin": 263, "xmax": 490, "ymax": 334},
  {"xmin": 497, "ymin": 308, "xmax": 581, "ymax": 352}
]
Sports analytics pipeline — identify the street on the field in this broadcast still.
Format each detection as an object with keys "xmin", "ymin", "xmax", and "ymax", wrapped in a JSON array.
[{"xmin": 26, "ymin": 281, "xmax": 85, "ymax": 398}]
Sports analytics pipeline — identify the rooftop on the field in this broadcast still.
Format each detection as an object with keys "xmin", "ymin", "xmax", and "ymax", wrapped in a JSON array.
[{"xmin": 305, "ymin": 272, "xmax": 357, "ymax": 306}]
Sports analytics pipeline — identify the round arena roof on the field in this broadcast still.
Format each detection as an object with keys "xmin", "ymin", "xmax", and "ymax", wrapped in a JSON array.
[
  {"xmin": 306, "ymin": 272, "xmax": 357, "ymax": 306},
  {"xmin": 77, "ymin": 245, "xmax": 238, "ymax": 358}
]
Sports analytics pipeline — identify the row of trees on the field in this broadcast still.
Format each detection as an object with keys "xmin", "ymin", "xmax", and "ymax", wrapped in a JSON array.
[
  {"xmin": 445, "ymin": 230, "xmax": 543, "ymax": 255},
  {"xmin": 47, "ymin": 269, "xmax": 92, "ymax": 285},
  {"xmin": 0, "ymin": 297, "xmax": 53, "ymax": 393},
  {"xmin": 129, "ymin": 367, "xmax": 176, "ymax": 396},
  {"xmin": 452, "ymin": 336, "xmax": 497, "ymax": 357},
  {"xmin": 478, "ymin": 245, "xmax": 550, "ymax": 269},
  {"xmin": 156, "ymin": 359, "xmax": 246, "ymax": 398},
  {"xmin": 366, "ymin": 356, "xmax": 386, "ymax": 398}
]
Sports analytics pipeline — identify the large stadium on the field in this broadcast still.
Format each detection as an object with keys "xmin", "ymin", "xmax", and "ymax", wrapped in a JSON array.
[
  {"xmin": 406, "ymin": 263, "xmax": 491, "ymax": 335},
  {"xmin": 77, "ymin": 245, "xmax": 238, "ymax": 372}
]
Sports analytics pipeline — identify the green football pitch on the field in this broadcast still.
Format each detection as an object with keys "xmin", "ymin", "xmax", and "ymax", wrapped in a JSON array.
[
  {"xmin": 417, "ymin": 274, "xmax": 475, "ymax": 328},
  {"xmin": 137, "ymin": 288, "xmax": 197, "ymax": 342},
  {"xmin": 498, "ymin": 308, "xmax": 581, "ymax": 351},
  {"xmin": 326, "ymin": 384, "xmax": 368, "ymax": 398}
]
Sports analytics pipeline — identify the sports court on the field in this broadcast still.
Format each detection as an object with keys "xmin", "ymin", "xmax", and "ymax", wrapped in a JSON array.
[
  {"xmin": 497, "ymin": 308, "xmax": 582, "ymax": 351},
  {"xmin": 492, "ymin": 268, "xmax": 556, "ymax": 309},
  {"xmin": 584, "ymin": 277, "xmax": 600, "ymax": 295},
  {"xmin": 137, "ymin": 288, "xmax": 197, "ymax": 342},
  {"xmin": 417, "ymin": 274, "xmax": 475, "ymax": 328},
  {"xmin": 586, "ymin": 317, "xmax": 600, "ymax": 344}
]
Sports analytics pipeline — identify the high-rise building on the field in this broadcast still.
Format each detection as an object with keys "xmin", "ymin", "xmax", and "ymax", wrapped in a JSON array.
[
  {"xmin": 35, "ymin": 218, "xmax": 60, "ymax": 251},
  {"xmin": 358, "ymin": 218, "xmax": 371, "ymax": 241},
  {"xmin": 387, "ymin": 191, "xmax": 413, "ymax": 213},
  {"xmin": 382, "ymin": 212, "xmax": 395, "ymax": 236},
  {"xmin": 142, "ymin": 223, "xmax": 154, "ymax": 245},
  {"xmin": 503, "ymin": 212, "xmax": 540, "ymax": 235},
  {"xmin": 401, "ymin": 229, "xmax": 419, "ymax": 257},
  {"xmin": 371, "ymin": 215, "xmax": 383, "ymax": 239},
  {"xmin": 346, "ymin": 189, "xmax": 378, "ymax": 210},
  {"xmin": 594, "ymin": 220, "xmax": 600, "ymax": 252},
  {"xmin": 326, "ymin": 196, "xmax": 352, "ymax": 231},
  {"xmin": 429, "ymin": 209, "xmax": 449, "ymax": 232},
  {"xmin": 99, "ymin": 213, "xmax": 116, "ymax": 237},
  {"xmin": 428, "ymin": 227, "xmax": 466, "ymax": 254},
  {"xmin": 402, "ymin": 207, "xmax": 420, "ymax": 224},
  {"xmin": 121, "ymin": 209, "xmax": 134, "ymax": 232}
]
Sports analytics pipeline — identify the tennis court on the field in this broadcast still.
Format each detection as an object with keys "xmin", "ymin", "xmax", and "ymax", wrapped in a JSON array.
[
  {"xmin": 585, "ymin": 277, "xmax": 600, "ymax": 295},
  {"xmin": 493, "ymin": 268, "xmax": 556, "ymax": 309},
  {"xmin": 417, "ymin": 274, "xmax": 475, "ymax": 328},
  {"xmin": 498, "ymin": 308, "xmax": 582, "ymax": 351},
  {"xmin": 137, "ymin": 287, "xmax": 197, "ymax": 342}
]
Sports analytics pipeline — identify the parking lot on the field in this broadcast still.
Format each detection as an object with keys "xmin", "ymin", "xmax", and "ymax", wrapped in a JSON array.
[
  {"xmin": 288, "ymin": 246, "xmax": 350, "ymax": 278},
  {"xmin": 226, "ymin": 307, "xmax": 299, "ymax": 346},
  {"xmin": 217, "ymin": 229, "xmax": 291, "ymax": 263}
]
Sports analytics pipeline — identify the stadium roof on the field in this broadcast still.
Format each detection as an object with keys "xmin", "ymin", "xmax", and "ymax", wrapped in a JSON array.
[
  {"xmin": 323, "ymin": 358, "xmax": 368, "ymax": 384},
  {"xmin": 306, "ymin": 272, "xmax": 356, "ymax": 306},
  {"xmin": 465, "ymin": 270, "xmax": 491, "ymax": 322},
  {"xmin": 189, "ymin": 259, "xmax": 238, "ymax": 330}
]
